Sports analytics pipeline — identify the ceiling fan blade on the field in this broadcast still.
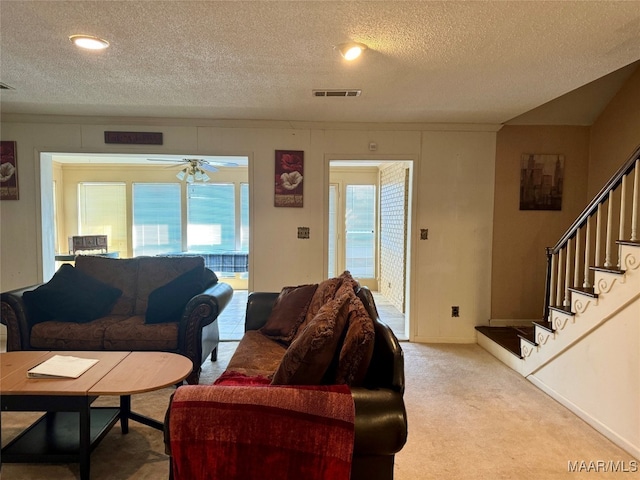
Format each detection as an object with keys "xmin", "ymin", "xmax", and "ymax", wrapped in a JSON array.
[
  {"xmin": 206, "ymin": 160, "xmax": 239, "ymax": 167},
  {"xmin": 147, "ymin": 158, "xmax": 187, "ymax": 163},
  {"xmin": 200, "ymin": 163, "xmax": 219, "ymax": 173}
]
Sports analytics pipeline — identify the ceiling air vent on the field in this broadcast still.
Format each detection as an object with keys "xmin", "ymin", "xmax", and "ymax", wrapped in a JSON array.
[
  {"xmin": 313, "ymin": 89, "xmax": 361, "ymax": 97},
  {"xmin": 0, "ymin": 82, "xmax": 15, "ymax": 90}
]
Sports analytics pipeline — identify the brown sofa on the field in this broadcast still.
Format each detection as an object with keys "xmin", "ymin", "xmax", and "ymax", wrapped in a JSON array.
[
  {"xmin": 166, "ymin": 272, "xmax": 408, "ymax": 480},
  {"xmin": 0, "ymin": 255, "xmax": 233, "ymax": 384}
]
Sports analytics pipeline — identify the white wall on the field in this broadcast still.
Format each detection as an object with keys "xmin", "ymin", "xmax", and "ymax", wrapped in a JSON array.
[
  {"xmin": 414, "ymin": 131, "xmax": 497, "ymax": 342},
  {"xmin": 528, "ymin": 295, "xmax": 640, "ymax": 458},
  {"xmin": 0, "ymin": 116, "xmax": 498, "ymax": 343}
]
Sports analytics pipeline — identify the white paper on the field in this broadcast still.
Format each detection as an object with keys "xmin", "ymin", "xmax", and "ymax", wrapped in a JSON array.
[{"xmin": 27, "ymin": 355, "xmax": 99, "ymax": 379}]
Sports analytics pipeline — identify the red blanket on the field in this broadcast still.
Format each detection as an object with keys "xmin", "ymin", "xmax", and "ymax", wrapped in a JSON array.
[{"xmin": 169, "ymin": 381, "xmax": 355, "ymax": 480}]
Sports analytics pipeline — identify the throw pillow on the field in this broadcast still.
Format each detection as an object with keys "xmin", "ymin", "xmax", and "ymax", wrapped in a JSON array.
[
  {"xmin": 145, "ymin": 266, "xmax": 205, "ymax": 324},
  {"xmin": 297, "ymin": 275, "xmax": 344, "ymax": 336},
  {"xmin": 335, "ymin": 292, "xmax": 376, "ymax": 386},
  {"xmin": 271, "ymin": 292, "xmax": 350, "ymax": 385},
  {"xmin": 22, "ymin": 263, "xmax": 122, "ymax": 324},
  {"xmin": 258, "ymin": 283, "xmax": 318, "ymax": 344},
  {"xmin": 74, "ymin": 255, "xmax": 139, "ymax": 315},
  {"xmin": 334, "ymin": 270, "xmax": 359, "ymax": 299}
]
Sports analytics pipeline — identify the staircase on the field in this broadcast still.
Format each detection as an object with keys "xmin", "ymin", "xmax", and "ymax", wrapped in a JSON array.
[
  {"xmin": 476, "ymin": 147, "xmax": 640, "ymax": 458},
  {"xmin": 477, "ymin": 241, "xmax": 639, "ymax": 376},
  {"xmin": 478, "ymin": 146, "xmax": 640, "ymax": 370}
]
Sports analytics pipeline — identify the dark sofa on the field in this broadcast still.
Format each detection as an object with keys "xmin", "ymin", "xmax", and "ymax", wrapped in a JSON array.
[
  {"xmin": 0, "ymin": 255, "xmax": 233, "ymax": 384},
  {"xmin": 166, "ymin": 273, "xmax": 408, "ymax": 480}
]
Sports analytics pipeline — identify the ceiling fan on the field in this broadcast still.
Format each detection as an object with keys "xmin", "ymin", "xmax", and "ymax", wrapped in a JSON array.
[{"xmin": 147, "ymin": 157, "xmax": 238, "ymax": 182}]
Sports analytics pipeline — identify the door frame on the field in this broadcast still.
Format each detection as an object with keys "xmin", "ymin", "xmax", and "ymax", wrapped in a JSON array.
[{"xmin": 325, "ymin": 154, "xmax": 417, "ymax": 341}]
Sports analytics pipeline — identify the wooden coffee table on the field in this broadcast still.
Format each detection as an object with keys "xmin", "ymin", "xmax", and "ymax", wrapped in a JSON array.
[{"xmin": 0, "ymin": 350, "xmax": 192, "ymax": 480}]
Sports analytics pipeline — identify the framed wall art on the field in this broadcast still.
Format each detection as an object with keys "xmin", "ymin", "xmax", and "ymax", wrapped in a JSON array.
[
  {"xmin": 520, "ymin": 153, "xmax": 564, "ymax": 211},
  {"xmin": 0, "ymin": 141, "xmax": 19, "ymax": 200},
  {"xmin": 274, "ymin": 150, "xmax": 304, "ymax": 207}
]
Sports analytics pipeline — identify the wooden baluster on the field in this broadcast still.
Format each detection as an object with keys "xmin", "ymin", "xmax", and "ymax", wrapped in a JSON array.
[
  {"xmin": 632, "ymin": 159, "xmax": 639, "ymax": 242},
  {"xmin": 595, "ymin": 203, "xmax": 602, "ymax": 266},
  {"xmin": 563, "ymin": 240, "xmax": 571, "ymax": 307},
  {"xmin": 604, "ymin": 191, "xmax": 614, "ymax": 267},
  {"xmin": 549, "ymin": 250, "xmax": 557, "ymax": 308},
  {"xmin": 583, "ymin": 215, "xmax": 591, "ymax": 288},
  {"xmin": 556, "ymin": 248, "xmax": 564, "ymax": 307},
  {"xmin": 574, "ymin": 229, "xmax": 581, "ymax": 288},
  {"xmin": 618, "ymin": 174, "xmax": 627, "ymax": 268},
  {"xmin": 543, "ymin": 247, "xmax": 553, "ymax": 320}
]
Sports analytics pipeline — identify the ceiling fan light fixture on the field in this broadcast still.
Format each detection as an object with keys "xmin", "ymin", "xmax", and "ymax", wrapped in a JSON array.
[
  {"xmin": 336, "ymin": 42, "xmax": 367, "ymax": 61},
  {"xmin": 149, "ymin": 157, "xmax": 226, "ymax": 183},
  {"xmin": 69, "ymin": 34, "xmax": 110, "ymax": 50}
]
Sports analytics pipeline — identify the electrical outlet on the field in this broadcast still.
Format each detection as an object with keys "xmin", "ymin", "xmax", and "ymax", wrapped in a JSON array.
[
  {"xmin": 451, "ymin": 306, "xmax": 459, "ymax": 317},
  {"xmin": 297, "ymin": 227, "xmax": 310, "ymax": 239}
]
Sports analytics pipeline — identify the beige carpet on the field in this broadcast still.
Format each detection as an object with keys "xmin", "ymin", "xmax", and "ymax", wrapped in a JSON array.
[{"xmin": 2, "ymin": 342, "xmax": 638, "ymax": 480}]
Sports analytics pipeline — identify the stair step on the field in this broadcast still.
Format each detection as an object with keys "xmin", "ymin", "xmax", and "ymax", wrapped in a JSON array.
[
  {"xmin": 475, "ymin": 326, "xmax": 522, "ymax": 358},
  {"xmin": 548, "ymin": 305, "xmax": 574, "ymax": 316},
  {"xmin": 590, "ymin": 266, "xmax": 626, "ymax": 275},
  {"xmin": 533, "ymin": 320, "xmax": 555, "ymax": 333},
  {"xmin": 616, "ymin": 240, "xmax": 640, "ymax": 247},
  {"xmin": 568, "ymin": 286, "xmax": 598, "ymax": 298},
  {"xmin": 514, "ymin": 326, "xmax": 536, "ymax": 346}
]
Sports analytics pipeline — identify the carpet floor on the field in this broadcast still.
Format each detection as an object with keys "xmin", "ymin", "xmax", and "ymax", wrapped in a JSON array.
[{"xmin": 1, "ymin": 342, "xmax": 637, "ymax": 479}]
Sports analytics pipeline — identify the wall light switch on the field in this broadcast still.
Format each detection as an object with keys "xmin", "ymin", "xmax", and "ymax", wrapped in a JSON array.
[
  {"xmin": 420, "ymin": 228, "xmax": 428, "ymax": 240},
  {"xmin": 298, "ymin": 227, "xmax": 310, "ymax": 239}
]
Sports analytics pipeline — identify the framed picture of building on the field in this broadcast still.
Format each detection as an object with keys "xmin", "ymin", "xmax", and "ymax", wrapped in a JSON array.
[
  {"xmin": 274, "ymin": 150, "xmax": 304, "ymax": 207},
  {"xmin": 520, "ymin": 154, "xmax": 564, "ymax": 210},
  {"xmin": 0, "ymin": 141, "xmax": 19, "ymax": 201}
]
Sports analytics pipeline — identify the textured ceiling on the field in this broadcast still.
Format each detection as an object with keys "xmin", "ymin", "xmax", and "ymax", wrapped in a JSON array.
[{"xmin": 1, "ymin": 1, "xmax": 639, "ymax": 125}]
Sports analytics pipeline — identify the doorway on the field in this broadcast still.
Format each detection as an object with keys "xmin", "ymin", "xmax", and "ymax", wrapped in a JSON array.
[
  {"xmin": 41, "ymin": 152, "xmax": 250, "ymax": 340},
  {"xmin": 329, "ymin": 160, "xmax": 412, "ymax": 340}
]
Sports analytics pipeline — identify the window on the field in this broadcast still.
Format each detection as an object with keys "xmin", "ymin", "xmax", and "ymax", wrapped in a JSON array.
[
  {"xmin": 53, "ymin": 181, "xmax": 59, "ymax": 253},
  {"xmin": 132, "ymin": 183, "xmax": 181, "ymax": 256},
  {"xmin": 240, "ymin": 183, "xmax": 249, "ymax": 252},
  {"xmin": 79, "ymin": 180, "xmax": 248, "ymax": 261},
  {"xmin": 328, "ymin": 184, "xmax": 338, "ymax": 278},
  {"xmin": 345, "ymin": 184, "xmax": 376, "ymax": 278},
  {"xmin": 187, "ymin": 183, "xmax": 235, "ymax": 251},
  {"xmin": 78, "ymin": 183, "xmax": 127, "ymax": 254}
]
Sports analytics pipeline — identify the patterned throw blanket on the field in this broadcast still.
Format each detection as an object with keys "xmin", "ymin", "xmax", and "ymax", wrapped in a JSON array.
[{"xmin": 169, "ymin": 381, "xmax": 355, "ymax": 480}]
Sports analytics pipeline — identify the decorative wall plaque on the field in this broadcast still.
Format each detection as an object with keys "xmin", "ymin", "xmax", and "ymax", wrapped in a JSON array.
[
  {"xmin": 520, "ymin": 153, "xmax": 564, "ymax": 211},
  {"xmin": 274, "ymin": 150, "xmax": 304, "ymax": 207},
  {"xmin": 104, "ymin": 131, "xmax": 163, "ymax": 145},
  {"xmin": 0, "ymin": 141, "xmax": 19, "ymax": 200}
]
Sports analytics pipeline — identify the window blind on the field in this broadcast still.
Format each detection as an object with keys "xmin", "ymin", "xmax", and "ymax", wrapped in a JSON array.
[
  {"xmin": 78, "ymin": 183, "xmax": 127, "ymax": 254},
  {"xmin": 132, "ymin": 183, "xmax": 181, "ymax": 256},
  {"xmin": 187, "ymin": 183, "xmax": 235, "ymax": 251}
]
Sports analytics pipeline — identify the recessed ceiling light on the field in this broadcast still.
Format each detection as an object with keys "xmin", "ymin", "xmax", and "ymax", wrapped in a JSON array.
[
  {"xmin": 69, "ymin": 34, "xmax": 109, "ymax": 50},
  {"xmin": 336, "ymin": 42, "xmax": 367, "ymax": 61}
]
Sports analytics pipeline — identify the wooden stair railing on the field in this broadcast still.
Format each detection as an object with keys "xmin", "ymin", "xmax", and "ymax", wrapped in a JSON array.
[{"xmin": 543, "ymin": 145, "xmax": 640, "ymax": 321}]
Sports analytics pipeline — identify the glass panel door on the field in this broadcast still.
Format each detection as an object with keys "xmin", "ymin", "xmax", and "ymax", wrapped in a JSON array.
[{"xmin": 345, "ymin": 184, "xmax": 376, "ymax": 278}]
